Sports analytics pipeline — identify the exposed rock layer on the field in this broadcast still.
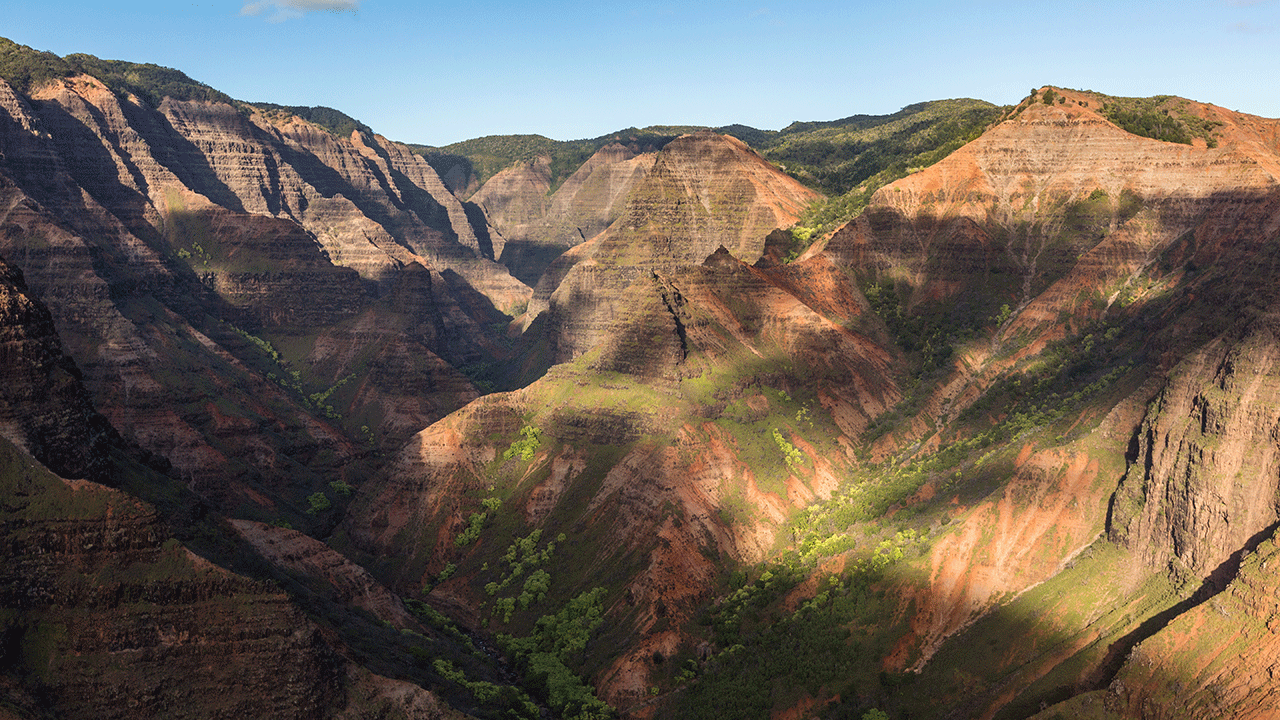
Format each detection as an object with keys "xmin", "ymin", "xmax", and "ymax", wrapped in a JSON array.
[
  {"xmin": 0, "ymin": 72, "xmax": 524, "ymax": 508},
  {"xmin": 531, "ymin": 131, "xmax": 822, "ymax": 363},
  {"xmin": 0, "ymin": 438, "xmax": 345, "ymax": 720}
]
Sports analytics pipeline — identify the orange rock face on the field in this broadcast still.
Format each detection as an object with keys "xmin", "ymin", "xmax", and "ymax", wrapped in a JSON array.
[{"xmin": 806, "ymin": 89, "xmax": 1280, "ymax": 718}]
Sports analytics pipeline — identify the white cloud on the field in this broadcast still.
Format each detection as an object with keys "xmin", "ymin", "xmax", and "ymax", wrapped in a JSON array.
[{"xmin": 241, "ymin": 0, "xmax": 359, "ymax": 22}]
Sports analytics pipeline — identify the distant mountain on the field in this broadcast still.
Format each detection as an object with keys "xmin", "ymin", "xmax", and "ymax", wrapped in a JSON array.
[{"xmin": 436, "ymin": 100, "xmax": 1002, "ymax": 285}]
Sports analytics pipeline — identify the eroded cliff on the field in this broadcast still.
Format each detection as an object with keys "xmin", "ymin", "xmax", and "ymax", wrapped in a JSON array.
[{"xmin": 0, "ymin": 69, "xmax": 525, "ymax": 517}]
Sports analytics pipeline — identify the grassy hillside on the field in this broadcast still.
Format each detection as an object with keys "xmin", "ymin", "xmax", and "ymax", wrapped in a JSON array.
[
  {"xmin": 0, "ymin": 36, "xmax": 231, "ymax": 106},
  {"xmin": 246, "ymin": 102, "xmax": 372, "ymax": 137},
  {"xmin": 761, "ymin": 99, "xmax": 1004, "ymax": 236},
  {"xmin": 755, "ymin": 99, "xmax": 1002, "ymax": 194}
]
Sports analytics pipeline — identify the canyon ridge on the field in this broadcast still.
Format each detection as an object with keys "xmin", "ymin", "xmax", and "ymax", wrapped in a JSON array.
[{"xmin": 2, "ymin": 38, "xmax": 1279, "ymax": 720}]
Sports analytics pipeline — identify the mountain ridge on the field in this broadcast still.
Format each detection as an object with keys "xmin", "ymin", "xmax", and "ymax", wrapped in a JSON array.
[{"xmin": 4, "ymin": 35, "xmax": 1280, "ymax": 720}]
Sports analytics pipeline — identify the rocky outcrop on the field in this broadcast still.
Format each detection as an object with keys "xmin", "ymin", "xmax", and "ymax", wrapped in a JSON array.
[
  {"xmin": 530, "ymin": 132, "xmax": 821, "ymax": 363},
  {"xmin": 0, "ymin": 254, "xmax": 113, "ymax": 482},
  {"xmin": 475, "ymin": 144, "xmax": 659, "ymax": 285},
  {"xmin": 231, "ymin": 519, "xmax": 420, "ymax": 631},
  {"xmin": 470, "ymin": 156, "xmax": 553, "ymax": 257},
  {"xmin": 336, "ymin": 668, "xmax": 469, "ymax": 720},
  {"xmin": 0, "ymin": 437, "xmax": 346, "ymax": 720},
  {"xmin": 1110, "ymin": 318, "xmax": 1280, "ymax": 576},
  {"xmin": 0, "ymin": 72, "xmax": 520, "ymax": 510}
]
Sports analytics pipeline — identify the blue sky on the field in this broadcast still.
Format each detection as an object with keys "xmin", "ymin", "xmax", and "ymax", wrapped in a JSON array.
[{"xmin": 4, "ymin": 1, "xmax": 1278, "ymax": 146}]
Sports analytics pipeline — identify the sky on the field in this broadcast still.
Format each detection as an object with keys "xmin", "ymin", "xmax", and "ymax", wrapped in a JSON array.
[{"xmin": 4, "ymin": 0, "xmax": 1279, "ymax": 147}]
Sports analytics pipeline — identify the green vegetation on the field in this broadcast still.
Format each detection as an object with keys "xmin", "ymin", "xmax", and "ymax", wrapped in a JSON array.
[
  {"xmin": 772, "ymin": 428, "xmax": 805, "ymax": 474},
  {"xmin": 1014, "ymin": 89, "xmax": 1225, "ymax": 147},
  {"xmin": 225, "ymin": 323, "xmax": 283, "ymax": 363},
  {"xmin": 305, "ymin": 491, "xmax": 331, "ymax": 514},
  {"xmin": 766, "ymin": 99, "xmax": 1005, "ymax": 239},
  {"xmin": 497, "ymin": 588, "xmax": 615, "ymax": 720},
  {"xmin": 757, "ymin": 99, "xmax": 1003, "ymax": 197},
  {"xmin": 222, "ymin": 321, "xmax": 355, "ymax": 422},
  {"xmin": 414, "ymin": 127, "xmax": 683, "ymax": 194},
  {"xmin": 679, "ymin": 532, "xmax": 925, "ymax": 719},
  {"xmin": 454, "ymin": 508, "xmax": 489, "ymax": 547},
  {"xmin": 0, "ymin": 36, "xmax": 231, "ymax": 105},
  {"xmin": 503, "ymin": 424, "xmax": 543, "ymax": 461},
  {"xmin": 248, "ymin": 103, "xmax": 371, "ymax": 137},
  {"xmin": 432, "ymin": 658, "xmax": 543, "ymax": 716},
  {"xmin": 483, "ymin": 528, "xmax": 563, "ymax": 620},
  {"xmin": 1098, "ymin": 94, "xmax": 1223, "ymax": 146}
]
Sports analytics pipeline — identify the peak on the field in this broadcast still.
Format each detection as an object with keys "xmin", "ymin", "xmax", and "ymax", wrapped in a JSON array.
[
  {"xmin": 661, "ymin": 131, "xmax": 755, "ymax": 160},
  {"xmin": 701, "ymin": 245, "xmax": 740, "ymax": 269}
]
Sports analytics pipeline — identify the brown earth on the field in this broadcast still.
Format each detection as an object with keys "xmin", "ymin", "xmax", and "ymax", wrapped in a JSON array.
[
  {"xmin": 0, "ymin": 72, "xmax": 528, "ymax": 509},
  {"xmin": 474, "ymin": 143, "xmax": 660, "ymax": 286}
]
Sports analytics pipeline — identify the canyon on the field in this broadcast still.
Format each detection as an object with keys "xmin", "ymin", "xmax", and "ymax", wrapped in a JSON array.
[{"xmin": 2, "ymin": 37, "xmax": 1280, "ymax": 720}]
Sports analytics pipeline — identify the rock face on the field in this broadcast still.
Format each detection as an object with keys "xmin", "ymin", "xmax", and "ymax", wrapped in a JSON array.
[
  {"xmin": 474, "ymin": 143, "xmax": 660, "ymax": 285},
  {"xmin": 1110, "ymin": 318, "xmax": 1280, "ymax": 576},
  {"xmin": 231, "ymin": 519, "xmax": 420, "ymax": 631},
  {"xmin": 0, "ymin": 71, "xmax": 524, "ymax": 511},
  {"xmin": 0, "ymin": 437, "xmax": 346, "ymax": 720},
  {"xmin": 530, "ymin": 132, "xmax": 822, "ymax": 363},
  {"xmin": 0, "ymin": 254, "xmax": 113, "ymax": 482}
]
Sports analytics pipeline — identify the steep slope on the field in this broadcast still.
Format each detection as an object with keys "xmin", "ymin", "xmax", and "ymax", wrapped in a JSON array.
[
  {"xmin": 697, "ymin": 88, "xmax": 1280, "ymax": 719},
  {"xmin": 473, "ymin": 142, "xmax": 659, "ymax": 286},
  {"xmin": 0, "ymin": 254, "xmax": 114, "ymax": 482},
  {"xmin": 344, "ymin": 135, "xmax": 897, "ymax": 710},
  {"xmin": 528, "ymin": 131, "xmax": 823, "ymax": 365},
  {"xmin": 0, "ymin": 50, "xmax": 527, "ymax": 518},
  {"xmin": 0, "ymin": 433, "xmax": 482, "ymax": 720},
  {"xmin": 0, "ymin": 249, "xmax": 469, "ymax": 720},
  {"xmin": 0, "ymin": 439, "xmax": 345, "ymax": 720},
  {"xmin": 1110, "ymin": 319, "xmax": 1280, "ymax": 577}
]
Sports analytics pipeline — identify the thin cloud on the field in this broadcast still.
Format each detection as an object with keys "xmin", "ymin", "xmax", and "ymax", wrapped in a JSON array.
[
  {"xmin": 1229, "ymin": 20, "xmax": 1274, "ymax": 32},
  {"xmin": 748, "ymin": 7, "xmax": 785, "ymax": 27},
  {"xmin": 241, "ymin": 0, "xmax": 359, "ymax": 23}
]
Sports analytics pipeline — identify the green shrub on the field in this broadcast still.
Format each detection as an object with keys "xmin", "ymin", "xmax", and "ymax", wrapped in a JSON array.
[
  {"xmin": 305, "ymin": 492, "xmax": 331, "ymax": 515},
  {"xmin": 503, "ymin": 425, "xmax": 542, "ymax": 461}
]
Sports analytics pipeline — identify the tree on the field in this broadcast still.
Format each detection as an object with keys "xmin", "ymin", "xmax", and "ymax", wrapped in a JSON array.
[{"xmin": 305, "ymin": 491, "xmax": 331, "ymax": 514}]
